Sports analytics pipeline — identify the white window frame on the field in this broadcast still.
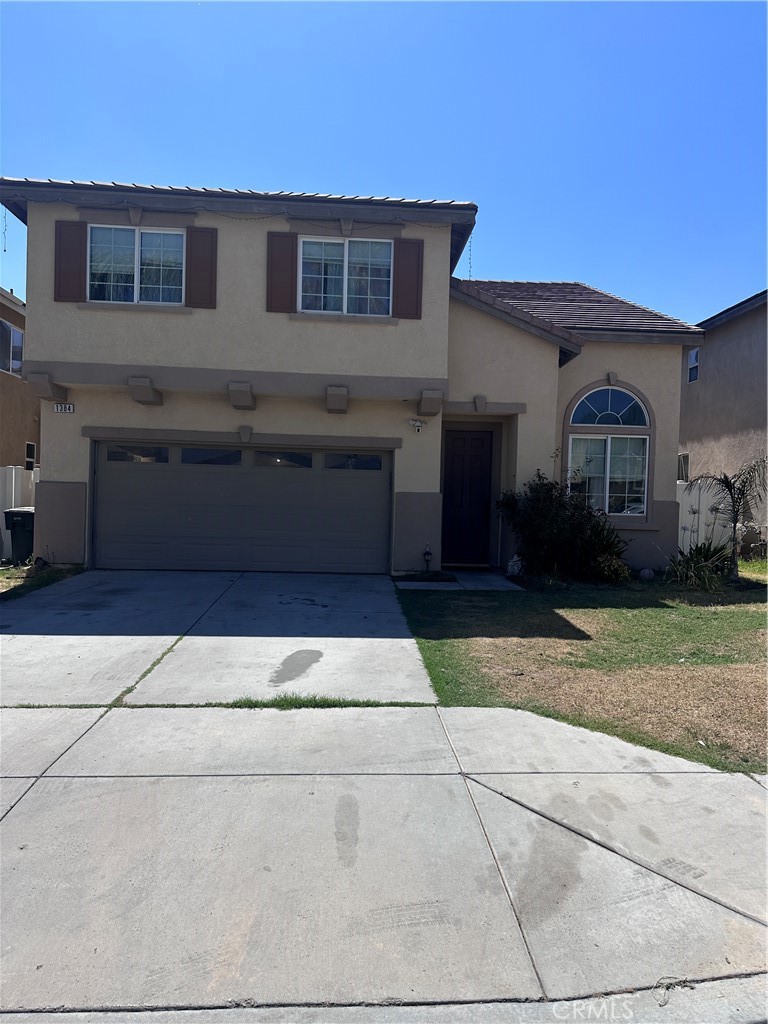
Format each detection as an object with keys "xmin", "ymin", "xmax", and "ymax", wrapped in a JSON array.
[
  {"xmin": 688, "ymin": 347, "xmax": 699, "ymax": 383},
  {"xmin": 297, "ymin": 236, "xmax": 394, "ymax": 317},
  {"xmin": 87, "ymin": 225, "xmax": 186, "ymax": 306},
  {"xmin": 24, "ymin": 442, "xmax": 36, "ymax": 471},
  {"xmin": 1, "ymin": 318, "xmax": 24, "ymax": 376},
  {"xmin": 568, "ymin": 434, "xmax": 650, "ymax": 516}
]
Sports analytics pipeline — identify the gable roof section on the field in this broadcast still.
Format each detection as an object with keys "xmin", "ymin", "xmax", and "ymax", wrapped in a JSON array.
[
  {"xmin": 0, "ymin": 177, "xmax": 477, "ymax": 271},
  {"xmin": 697, "ymin": 289, "xmax": 767, "ymax": 331},
  {"xmin": 450, "ymin": 279, "xmax": 583, "ymax": 355},
  {"xmin": 452, "ymin": 279, "xmax": 703, "ymax": 343}
]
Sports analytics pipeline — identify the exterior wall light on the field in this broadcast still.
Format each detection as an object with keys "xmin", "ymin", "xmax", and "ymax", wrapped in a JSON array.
[
  {"xmin": 409, "ymin": 419, "xmax": 427, "ymax": 433},
  {"xmin": 423, "ymin": 544, "xmax": 432, "ymax": 572}
]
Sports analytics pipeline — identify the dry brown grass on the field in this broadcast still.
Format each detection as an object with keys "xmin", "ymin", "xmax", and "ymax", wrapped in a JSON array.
[{"xmin": 471, "ymin": 639, "xmax": 767, "ymax": 764}]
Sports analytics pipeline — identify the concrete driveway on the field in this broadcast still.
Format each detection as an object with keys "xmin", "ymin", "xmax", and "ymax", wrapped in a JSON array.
[
  {"xmin": 0, "ymin": 570, "xmax": 435, "ymax": 705},
  {"xmin": 0, "ymin": 574, "xmax": 766, "ymax": 1021}
]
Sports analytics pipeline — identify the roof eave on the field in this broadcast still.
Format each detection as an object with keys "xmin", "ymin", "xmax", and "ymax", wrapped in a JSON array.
[
  {"xmin": 573, "ymin": 327, "xmax": 704, "ymax": 344},
  {"xmin": 697, "ymin": 290, "xmax": 767, "ymax": 330}
]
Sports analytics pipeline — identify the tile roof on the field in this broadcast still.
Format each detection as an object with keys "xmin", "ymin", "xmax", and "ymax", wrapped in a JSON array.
[
  {"xmin": 0, "ymin": 176, "xmax": 476, "ymax": 211},
  {"xmin": 453, "ymin": 279, "xmax": 701, "ymax": 335}
]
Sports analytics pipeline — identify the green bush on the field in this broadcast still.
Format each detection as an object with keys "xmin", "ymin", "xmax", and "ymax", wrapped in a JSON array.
[
  {"xmin": 497, "ymin": 470, "xmax": 630, "ymax": 583},
  {"xmin": 666, "ymin": 540, "xmax": 729, "ymax": 591}
]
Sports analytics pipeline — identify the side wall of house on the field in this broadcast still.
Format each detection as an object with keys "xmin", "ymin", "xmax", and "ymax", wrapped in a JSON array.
[
  {"xmin": 0, "ymin": 297, "xmax": 40, "ymax": 468},
  {"xmin": 679, "ymin": 304, "xmax": 767, "ymax": 481}
]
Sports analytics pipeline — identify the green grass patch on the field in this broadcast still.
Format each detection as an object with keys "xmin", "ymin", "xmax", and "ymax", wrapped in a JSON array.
[
  {"xmin": 123, "ymin": 693, "xmax": 434, "ymax": 710},
  {"xmin": 560, "ymin": 601, "xmax": 765, "ymax": 670},
  {"xmin": 739, "ymin": 557, "xmax": 768, "ymax": 583}
]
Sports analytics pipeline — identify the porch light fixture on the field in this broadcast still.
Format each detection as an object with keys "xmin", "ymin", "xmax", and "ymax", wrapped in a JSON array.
[{"xmin": 409, "ymin": 419, "xmax": 427, "ymax": 433}]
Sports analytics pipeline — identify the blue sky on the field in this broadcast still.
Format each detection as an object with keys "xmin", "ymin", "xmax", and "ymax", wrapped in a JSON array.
[{"xmin": 1, "ymin": 1, "xmax": 764, "ymax": 322}]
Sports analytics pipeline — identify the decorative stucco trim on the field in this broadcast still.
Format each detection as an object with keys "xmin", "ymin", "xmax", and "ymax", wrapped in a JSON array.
[
  {"xmin": 444, "ymin": 400, "xmax": 526, "ymax": 415},
  {"xmin": 27, "ymin": 373, "xmax": 68, "ymax": 403},
  {"xmin": 25, "ymin": 360, "xmax": 446, "ymax": 401}
]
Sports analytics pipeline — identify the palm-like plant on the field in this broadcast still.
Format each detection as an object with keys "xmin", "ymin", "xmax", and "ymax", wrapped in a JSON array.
[{"xmin": 686, "ymin": 455, "xmax": 767, "ymax": 581}]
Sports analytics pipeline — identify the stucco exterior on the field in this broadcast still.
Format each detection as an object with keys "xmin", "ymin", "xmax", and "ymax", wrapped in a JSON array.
[
  {"xmin": 1, "ymin": 177, "xmax": 699, "ymax": 574},
  {"xmin": 26, "ymin": 203, "xmax": 452, "ymax": 384},
  {"xmin": 680, "ymin": 298, "xmax": 767, "ymax": 483},
  {"xmin": 0, "ymin": 290, "xmax": 39, "ymax": 468}
]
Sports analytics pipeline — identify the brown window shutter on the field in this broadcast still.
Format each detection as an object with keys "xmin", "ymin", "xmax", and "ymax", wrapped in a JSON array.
[
  {"xmin": 392, "ymin": 238, "xmax": 423, "ymax": 319},
  {"xmin": 54, "ymin": 221, "xmax": 87, "ymax": 302},
  {"xmin": 266, "ymin": 232, "xmax": 298, "ymax": 313},
  {"xmin": 185, "ymin": 227, "xmax": 217, "ymax": 308}
]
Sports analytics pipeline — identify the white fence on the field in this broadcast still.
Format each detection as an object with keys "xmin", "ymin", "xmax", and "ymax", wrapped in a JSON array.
[
  {"xmin": 677, "ymin": 480, "xmax": 731, "ymax": 552},
  {"xmin": 0, "ymin": 466, "xmax": 39, "ymax": 562}
]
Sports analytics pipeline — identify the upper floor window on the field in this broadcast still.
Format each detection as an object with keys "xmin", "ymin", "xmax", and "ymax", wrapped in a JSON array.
[
  {"xmin": 687, "ymin": 347, "xmax": 699, "ymax": 383},
  {"xmin": 300, "ymin": 237, "xmax": 392, "ymax": 316},
  {"xmin": 88, "ymin": 226, "xmax": 184, "ymax": 304},
  {"xmin": 0, "ymin": 318, "xmax": 23, "ymax": 375},
  {"xmin": 568, "ymin": 386, "xmax": 650, "ymax": 516}
]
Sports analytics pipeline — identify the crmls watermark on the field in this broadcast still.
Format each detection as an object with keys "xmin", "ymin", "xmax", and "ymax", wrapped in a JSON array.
[{"xmin": 552, "ymin": 998, "xmax": 634, "ymax": 1021}]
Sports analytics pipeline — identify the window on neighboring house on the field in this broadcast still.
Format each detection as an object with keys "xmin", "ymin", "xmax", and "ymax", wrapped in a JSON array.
[
  {"xmin": 25, "ymin": 443, "xmax": 36, "ymax": 471},
  {"xmin": 299, "ymin": 238, "xmax": 393, "ymax": 316},
  {"xmin": 88, "ymin": 226, "xmax": 184, "ymax": 304},
  {"xmin": 688, "ymin": 347, "xmax": 699, "ymax": 383},
  {"xmin": 568, "ymin": 386, "xmax": 650, "ymax": 516},
  {"xmin": 677, "ymin": 453, "xmax": 690, "ymax": 483},
  {"xmin": 0, "ymin": 318, "xmax": 24, "ymax": 375}
]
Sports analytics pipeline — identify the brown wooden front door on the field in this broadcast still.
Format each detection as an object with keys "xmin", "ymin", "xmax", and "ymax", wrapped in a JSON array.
[{"xmin": 442, "ymin": 429, "xmax": 493, "ymax": 564}]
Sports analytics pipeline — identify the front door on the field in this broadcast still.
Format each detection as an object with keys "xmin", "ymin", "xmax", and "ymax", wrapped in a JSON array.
[{"xmin": 442, "ymin": 429, "xmax": 493, "ymax": 564}]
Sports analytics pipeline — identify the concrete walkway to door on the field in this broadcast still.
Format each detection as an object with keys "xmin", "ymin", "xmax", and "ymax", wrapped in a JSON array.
[{"xmin": 0, "ymin": 570, "xmax": 436, "ymax": 706}]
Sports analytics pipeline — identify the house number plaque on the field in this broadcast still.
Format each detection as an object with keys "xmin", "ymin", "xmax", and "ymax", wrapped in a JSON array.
[{"xmin": 53, "ymin": 403, "xmax": 75, "ymax": 414}]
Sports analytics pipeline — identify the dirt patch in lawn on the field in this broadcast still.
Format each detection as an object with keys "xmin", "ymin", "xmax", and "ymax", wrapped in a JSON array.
[{"xmin": 470, "ymin": 641, "xmax": 767, "ymax": 766}]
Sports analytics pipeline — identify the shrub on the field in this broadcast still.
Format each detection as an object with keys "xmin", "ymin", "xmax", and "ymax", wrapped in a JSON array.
[
  {"xmin": 666, "ymin": 540, "xmax": 729, "ymax": 591},
  {"xmin": 497, "ymin": 470, "xmax": 630, "ymax": 583}
]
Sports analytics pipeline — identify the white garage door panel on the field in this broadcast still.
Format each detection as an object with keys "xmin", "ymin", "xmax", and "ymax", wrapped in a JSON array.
[{"xmin": 94, "ymin": 444, "xmax": 391, "ymax": 573}]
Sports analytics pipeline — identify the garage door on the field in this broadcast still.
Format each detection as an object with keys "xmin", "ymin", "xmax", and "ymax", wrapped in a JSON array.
[{"xmin": 93, "ymin": 442, "xmax": 392, "ymax": 572}]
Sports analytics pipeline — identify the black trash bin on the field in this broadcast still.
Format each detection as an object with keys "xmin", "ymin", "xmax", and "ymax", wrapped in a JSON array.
[{"xmin": 3, "ymin": 507, "xmax": 35, "ymax": 565}]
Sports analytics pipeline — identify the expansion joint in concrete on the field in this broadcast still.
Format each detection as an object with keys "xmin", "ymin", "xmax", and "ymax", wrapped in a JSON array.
[{"xmin": 465, "ymin": 774, "xmax": 768, "ymax": 929}]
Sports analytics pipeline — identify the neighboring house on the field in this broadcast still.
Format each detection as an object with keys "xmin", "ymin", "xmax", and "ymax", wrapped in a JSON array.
[
  {"xmin": 679, "ymin": 289, "xmax": 767, "ymax": 484},
  {"xmin": 0, "ymin": 286, "xmax": 39, "ymax": 470},
  {"xmin": 0, "ymin": 177, "xmax": 703, "ymax": 573}
]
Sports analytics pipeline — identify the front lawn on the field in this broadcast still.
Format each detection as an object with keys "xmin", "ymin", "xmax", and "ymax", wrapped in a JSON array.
[{"xmin": 399, "ymin": 579, "xmax": 767, "ymax": 773}]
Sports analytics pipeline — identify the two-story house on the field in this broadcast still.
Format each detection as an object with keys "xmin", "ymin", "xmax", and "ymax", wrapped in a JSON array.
[{"xmin": 0, "ymin": 177, "xmax": 704, "ymax": 574}]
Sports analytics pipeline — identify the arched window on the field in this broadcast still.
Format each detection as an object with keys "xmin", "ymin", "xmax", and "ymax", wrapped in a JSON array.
[{"xmin": 568, "ymin": 387, "xmax": 649, "ymax": 516}]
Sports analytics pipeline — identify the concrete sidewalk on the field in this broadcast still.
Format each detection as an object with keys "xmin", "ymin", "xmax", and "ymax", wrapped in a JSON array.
[{"xmin": 1, "ymin": 704, "xmax": 765, "ymax": 1020}]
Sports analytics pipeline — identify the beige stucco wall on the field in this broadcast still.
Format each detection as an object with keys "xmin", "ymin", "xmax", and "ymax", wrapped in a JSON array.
[
  {"xmin": 679, "ymin": 304, "xmax": 767, "ymax": 479},
  {"xmin": 557, "ymin": 340, "xmax": 683, "ymax": 568},
  {"xmin": 26, "ymin": 203, "xmax": 452, "ymax": 381},
  {"xmin": 557, "ymin": 341, "xmax": 682, "ymax": 503},
  {"xmin": 448, "ymin": 298, "xmax": 560, "ymax": 487}
]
